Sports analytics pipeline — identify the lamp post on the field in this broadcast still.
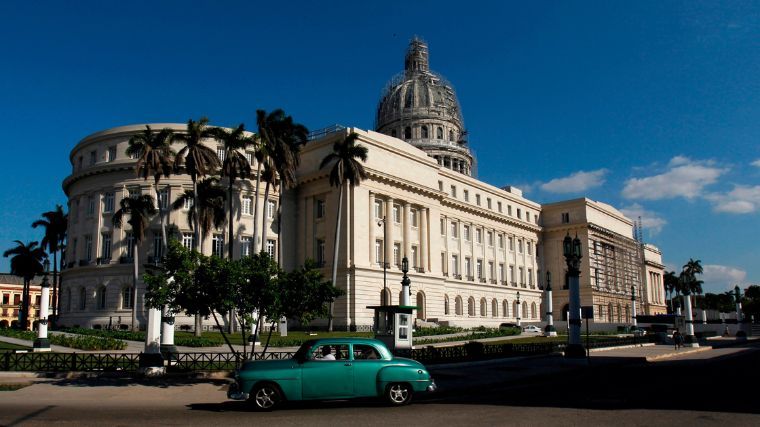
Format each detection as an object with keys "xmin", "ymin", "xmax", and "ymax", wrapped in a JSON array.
[
  {"xmin": 378, "ymin": 216, "xmax": 388, "ymax": 305},
  {"xmin": 401, "ymin": 256, "xmax": 410, "ymax": 306},
  {"xmin": 681, "ymin": 286, "xmax": 698, "ymax": 347},
  {"xmin": 544, "ymin": 272, "xmax": 556, "ymax": 336},
  {"xmin": 516, "ymin": 291, "xmax": 521, "ymax": 327},
  {"xmin": 734, "ymin": 285, "xmax": 743, "ymax": 322},
  {"xmin": 631, "ymin": 285, "xmax": 638, "ymax": 330},
  {"xmin": 563, "ymin": 233, "xmax": 585, "ymax": 358},
  {"xmin": 33, "ymin": 259, "xmax": 51, "ymax": 352}
]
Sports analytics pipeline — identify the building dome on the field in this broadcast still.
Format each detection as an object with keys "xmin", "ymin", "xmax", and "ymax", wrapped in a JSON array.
[{"xmin": 375, "ymin": 38, "xmax": 474, "ymax": 176}]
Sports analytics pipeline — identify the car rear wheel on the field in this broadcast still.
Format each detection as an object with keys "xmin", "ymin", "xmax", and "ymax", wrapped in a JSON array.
[
  {"xmin": 386, "ymin": 382, "xmax": 413, "ymax": 406},
  {"xmin": 250, "ymin": 383, "xmax": 282, "ymax": 411}
]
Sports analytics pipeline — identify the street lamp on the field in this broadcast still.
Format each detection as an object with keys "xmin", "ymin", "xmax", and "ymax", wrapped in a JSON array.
[
  {"xmin": 563, "ymin": 233, "xmax": 585, "ymax": 358},
  {"xmin": 681, "ymin": 283, "xmax": 698, "ymax": 347},
  {"xmin": 544, "ymin": 271, "xmax": 556, "ymax": 336},
  {"xmin": 631, "ymin": 285, "xmax": 638, "ymax": 330},
  {"xmin": 378, "ymin": 216, "xmax": 388, "ymax": 305},
  {"xmin": 734, "ymin": 285, "xmax": 743, "ymax": 323},
  {"xmin": 33, "ymin": 259, "xmax": 51, "ymax": 352},
  {"xmin": 401, "ymin": 256, "xmax": 410, "ymax": 306},
  {"xmin": 516, "ymin": 291, "xmax": 521, "ymax": 327}
]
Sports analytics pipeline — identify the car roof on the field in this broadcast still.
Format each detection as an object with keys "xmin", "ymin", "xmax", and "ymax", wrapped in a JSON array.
[{"xmin": 308, "ymin": 337, "xmax": 385, "ymax": 345}]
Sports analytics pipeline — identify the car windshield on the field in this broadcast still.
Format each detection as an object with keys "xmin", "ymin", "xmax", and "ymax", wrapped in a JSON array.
[{"xmin": 293, "ymin": 340, "xmax": 318, "ymax": 361}]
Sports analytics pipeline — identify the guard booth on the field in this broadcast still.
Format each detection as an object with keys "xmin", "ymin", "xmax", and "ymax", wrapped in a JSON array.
[{"xmin": 367, "ymin": 305, "xmax": 416, "ymax": 353}]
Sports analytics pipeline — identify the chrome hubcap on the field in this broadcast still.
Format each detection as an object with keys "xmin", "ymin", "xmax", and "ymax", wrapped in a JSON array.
[
  {"xmin": 255, "ymin": 387, "xmax": 276, "ymax": 408},
  {"xmin": 389, "ymin": 384, "xmax": 409, "ymax": 403}
]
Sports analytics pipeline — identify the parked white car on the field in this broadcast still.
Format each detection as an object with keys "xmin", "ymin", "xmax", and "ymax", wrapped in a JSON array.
[{"xmin": 522, "ymin": 325, "xmax": 542, "ymax": 333}]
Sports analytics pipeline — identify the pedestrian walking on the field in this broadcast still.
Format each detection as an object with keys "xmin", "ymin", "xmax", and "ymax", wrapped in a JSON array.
[{"xmin": 673, "ymin": 329, "xmax": 683, "ymax": 350}]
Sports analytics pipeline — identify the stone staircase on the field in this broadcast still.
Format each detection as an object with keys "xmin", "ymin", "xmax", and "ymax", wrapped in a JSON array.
[{"xmin": 751, "ymin": 324, "xmax": 760, "ymax": 337}]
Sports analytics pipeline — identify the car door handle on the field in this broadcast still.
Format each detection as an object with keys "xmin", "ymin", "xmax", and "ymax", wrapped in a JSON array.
[{"xmin": 344, "ymin": 363, "xmax": 352, "ymax": 366}]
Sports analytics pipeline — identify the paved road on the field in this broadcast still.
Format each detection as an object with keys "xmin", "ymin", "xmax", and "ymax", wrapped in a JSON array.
[{"xmin": 1, "ymin": 342, "xmax": 758, "ymax": 426}]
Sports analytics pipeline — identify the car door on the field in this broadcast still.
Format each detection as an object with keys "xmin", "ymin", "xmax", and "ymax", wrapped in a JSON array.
[
  {"xmin": 351, "ymin": 343, "xmax": 386, "ymax": 397},
  {"xmin": 301, "ymin": 343, "xmax": 354, "ymax": 399}
]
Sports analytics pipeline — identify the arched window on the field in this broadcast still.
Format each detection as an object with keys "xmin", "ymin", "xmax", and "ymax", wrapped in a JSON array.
[
  {"xmin": 625, "ymin": 305, "xmax": 630, "ymax": 323},
  {"xmin": 122, "ymin": 286, "xmax": 133, "ymax": 309},
  {"xmin": 608, "ymin": 303, "xmax": 614, "ymax": 323},
  {"xmin": 380, "ymin": 289, "xmax": 392, "ymax": 305},
  {"xmin": 531, "ymin": 302, "xmax": 537, "ymax": 319},
  {"xmin": 444, "ymin": 295, "xmax": 450, "ymax": 315},
  {"xmin": 437, "ymin": 127, "xmax": 443, "ymax": 139},
  {"xmin": 421, "ymin": 126, "xmax": 428, "ymax": 139},
  {"xmin": 416, "ymin": 292, "xmax": 425, "ymax": 320},
  {"xmin": 96, "ymin": 286, "xmax": 107, "ymax": 310},
  {"xmin": 468, "ymin": 297, "xmax": 475, "ymax": 316},
  {"xmin": 404, "ymin": 87, "xmax": 414, "ymax": 108},
  {"xmin": 492, "ymin": 299, "xmax": 498, "ymax": 317},
  {"xmin": 503, "ymin": 300, "xmax": 509, "ymax": 318},
  {"xmin": 514, "ymin": 301, "xmax": 520, "ymax": 319},
  {"xmin": 79, "ymin": 287, "xmax": 87, "ymax": 310},
  {"xmin": 480, "ymin": 298, "xmax": 486, "ymax": 317},
  {"xmin": 616, "ymin": 303, "xmax": 622, "ymax": 322},
  {"xmin": 455, "ymin": 296, "xmax": 463, "ymax": 316},
  {"xmin": 404, "ymin": 127, "xmax": 412, "ymax": 140},
  {"xmin": 522, "ymin": 301, "xmax": 528, "ymax": 319},
  {"xmin": 449, "ymin": 130, "xmax": 455, "ymax": 141}
]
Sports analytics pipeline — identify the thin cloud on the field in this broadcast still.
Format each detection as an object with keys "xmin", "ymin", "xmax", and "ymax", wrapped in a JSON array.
[
  {"xmin": 705, "ymin": 185, "xmax": 760, "ymax": 214},
  {"xmin": 619, "ymin": 203, "xmax": 667, "ymax": 235},
  {"xmin": 752, "ymin": 159, "xmax": 760, "ymax": 168},
  {"xmin": 701, "ymin": 264, "xmax": 747, "ymax": 294},
  {"xmin": 622, "ymin": 156, "xmax": 727, "ymax": 200},
  {"xmin": 539, "ymin": 169, "xmax": 608, "ymax": 194}
]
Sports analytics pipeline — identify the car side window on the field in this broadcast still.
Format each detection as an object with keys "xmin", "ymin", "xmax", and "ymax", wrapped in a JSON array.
[
  {"xmin": 353, "ymin": 344, "xmax": 380, "ymax": 360},
  {"xmin": 311, "ymin": 344, "xmax": 349, "ymax": 361}
]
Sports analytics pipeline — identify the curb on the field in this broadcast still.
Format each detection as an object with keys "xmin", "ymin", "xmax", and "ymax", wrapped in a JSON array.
[
  {"xmin": 588, "ymin": 343, "xmax": 656, "ymax": 353},
  {"xmin": 645, "ymin": 346, "xmax": 713, "ymax": 361}
]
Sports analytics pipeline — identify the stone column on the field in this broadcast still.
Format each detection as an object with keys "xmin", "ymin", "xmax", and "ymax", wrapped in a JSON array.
[
  {"xmin": 420, "ymin": 207, "xmax": 428, "ymax": 272},
  {"xmin": 403, "ymin": 202, "xmax": 411, "ymax": 261},
  {"xmin": 369, "ymin": 192, "xmax": 376, "ymax": 265},
  {"xmin": 385, "ymin": 197, "xmax": 394, "ymax": 267},
  {"xmin": 33, "ymin": 275, "xmax": 51, "ymax": 352}
]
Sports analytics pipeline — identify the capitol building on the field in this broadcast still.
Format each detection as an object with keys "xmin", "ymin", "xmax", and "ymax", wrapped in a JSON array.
[{"xmin": 58, "ymin": 39, "xmax": 666, "ymax": 331}]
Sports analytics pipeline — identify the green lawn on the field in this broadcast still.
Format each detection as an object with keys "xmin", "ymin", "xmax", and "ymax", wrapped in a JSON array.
[
  {"xmin": 486, "ymin": 335, "xmax": 637, "ymax": 345},
  {"xmin": 0, "ymin": 341, "xmax": 29, "ymax": 351},
  {"xmin": 175, "ymin": 330, "xmax": 375, "ymax": 347}
]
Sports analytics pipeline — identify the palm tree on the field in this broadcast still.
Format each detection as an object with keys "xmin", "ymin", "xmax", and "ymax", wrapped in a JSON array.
[
  {"xmin": 126, "ymin": 125, "xmax": 175, "ymax": 252},
  {"xmin": 3, "ymin": 241, "xmax": 47, "ymax": 329},
  {"xmin": 112, "ymin": 194, "xmax": 157, "ymax": 331},
  {"xmin": 31, "ymin": 205, "xmax": 67, "ymax": 324},
  {"xmin": 319, "ymin": 132, "xmax": 368, "ymax": 331},
  {"xmin": 172, "ymin": 177, "xmax": 227, "ymax": 252},
  {"xmin": 211, "ymin": 124, "xmax": 253, "ymax": 259},
  {"xmin": 258, "ymin": 163, "xmax": 278, "ymax": 256},
  {"xmin": 172, "ymin": 117, "xmax": 220, "ymax": 252},
  {"xmin": 663, "ymin": 270, "xmax": 679, "ymax": 313},
  {"xmin": 256, "ymin": 109, "xmax": 308, "ymax": 264},
  {"xmin": 682, "ymin": 258, "xmax": 704, "ymax": 309}
]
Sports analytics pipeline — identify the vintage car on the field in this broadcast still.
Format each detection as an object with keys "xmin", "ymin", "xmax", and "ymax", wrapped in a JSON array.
[
  {"xmin": 227, "ymin": 337, "xmax": 436, "ymax": 410},
  {"xmin": 522, "ymin": 325, "xmax": 542, "ymax": 333}
]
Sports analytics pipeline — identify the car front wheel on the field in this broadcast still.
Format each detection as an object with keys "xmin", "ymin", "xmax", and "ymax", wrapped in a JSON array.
[
  {"xmin": 250, "ymin": 383, "xmax": 282, "ymax": 411},
  {"xmin": 386, "ymin": 382, "xmax": 413, "ymax": 406}
]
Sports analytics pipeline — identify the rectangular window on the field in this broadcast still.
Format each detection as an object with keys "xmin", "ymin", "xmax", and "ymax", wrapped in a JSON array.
[
  {"xmin": 242, "ymin": 236, "xmax": 252, "ymax": 257},
  {"xmin": 499, "ymin": 263, "xmax": 505, "ymax": 282},
  {"xmin": 487, "ymin": 198, "xmax": 492, "ymax": 209},
  {"xmin": 450, "ymin": 221, "xmax": 458, "ymax": 238},
  {"xmin": 90, "ymin": 150, "xmax": 97, "ymax": 165},
  {"xmin": 410, "ymin": 209, "xmax": 418, "ymax": 227},
  {"xmin": 517, "ymin": 208, "xmax": 522, "ymax": 220},
  {"xmin": 475, "ymin": 228, "xmax": 482, "ymax": 244},
  {"xmin": 101, "ymin": 234, "xmax": 111, "ymax": 260},
  {"xmin": 393, "ymin": 243, "xmax": 401, "ymax": 266},
  {"xmin": 463, "ymin": 190, "xmax": 469, "ymax": 202},
  {"xmin": 411, "ymin": 246, "xmax": 418, "ymax": 268},
  {"xmin": 463, "ymin": 225, "xmax": 470, "ymax": 241},
  {"xmin": 497, "ymin": 201, "xmax": 502, "ymax": 212},
  {"xmin": 153, "ymin": 234, "xmax": 163, "ymax": 260},
  {"xmin": 245, "ymin": 151, "xmax": 254, "ymax": 165},
  {"xmin": 87, "ymin": 196, "xmax": 95, "ymax": 217},
  {"xmin": 316, "ymin": 239, "xmax": 325, "ymax": 265},
  {"xmin": 528, "ymin": 269, "xmax": 533, "ymax": 286},
  {"xmin": 85, "ymin": 235, "xmax": 93, "ymax": 261},
  {"xmin": 103, "ymin": 192, "xmax": 114, "ymax": 213},
  {"xmin": 527, "ymin": 241, "xmax": 533, "ymax": 255},
  {"xmin": 267, "ymin": 200, "xmax": 276, "ymax": 219},
  {"xmin": 465, "ymin": 258, "xmax": 471, "ymax": 277},
  {"xmin": 489, "ymin": 261, "xmax": 495, "ymax": 279},
  {"xmin": 450, "ymin": 185, "xmax": 457, "ymax": 198},
  {"xmin": 212, "ymin": 234, "xmax": 224, "ymax": 258},
  {"xmin": 518, "ymin": 240, "xmax": 523, "ymax": 253},
  {"xmin": 392, "ymin": 204, "xmax": 400, "ymax": 223},
  {"xmin": 242, "ymin": 196, "xmax": 252, "ymax": 215},
  {"xmin": 125, "ymin": 233, "xmax": 135, "ymax": 259},
  {"xmin": 508, "ymin": 236, "xmax": 514, "ymax": 251},
  {"xmin": 526, "ymin": 212, "xmax": 531, "ymax": 222},
  {"xmin": 266, "ymin": 239, "xmax": 276, "ymax": 258},
  {"xmin": 78, "ymin": 156, "xmax": 83, "ymax": 169},
  {"xmin": 107, "ymin": 146, "xmax": 117, "ymax": 162},
  {"xmin": 487, "ymin": 231, "xmax": 493, "ymax": 246},
  {"xmin": 71, "ymin": 238, "xmax": 77, "ymax": 261},
  {"xmin": 476, "ymin": 259, "xmax": 483, "ymax": 278},
  {"xmin": 217, "ymin": 147, "xmax": 226, "ymax": 163},
  {"xmin": 126, "ymin": 186, "xmax": 141, "ymax": 198},
  {"xmin": 451, "ymin": 254, "xmax": 459, "ymax": 275},
  {"xmin": 498, "ymin": 234, "xmax": 504, "ymax": 249},
  {"xmin": 562, "ymin": 212, "xmax": 570, "ymax": 224},
  {"xmin": 508, "ymin": 205, "xmax": 513, "ymax": 216},
  {"xmin": 158, "ymin": 188, "xmax": 169, "ymax": 210},
  {"xmin": 374, "ymin": 200, "xmax": 383, "ymax": 219},
  {"xmin": 375, "ymin": 240, "xmax": 383, "ymax": 265},
  {"xmin": 519, "ymin": 267, "xmax": 525, "ymax": 285},
  {"xmin": 315, "ymin": 199, "xmax": 325, "ymax": 219},
  {"xmin": 182, "ymin": 233, "xmax": 194, "ymax": 250},
  {"xmin": 475, "ymin": 194, "xmax": 481, "ymax": 206},
  {"xmin": 438, "ymin": 180, "xmax": 443, "ymax": 191},
  {"xmin": 183, "ymin": 197, "xmax": 193, "ymax": 210},
  {"xmin": 510, "ymin": 265, "xmax": 515, "ymax": 283},
  {"xmin": 72, "ymin": 200, "xmax": 78, "ymax": 223},
  {"xmin": 440, "ymin": 218, "xmax": 445, "ymax": 235}
]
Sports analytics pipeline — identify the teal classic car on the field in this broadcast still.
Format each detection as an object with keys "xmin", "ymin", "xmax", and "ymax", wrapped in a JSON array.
[{"xmin": 227, "ymin": 337, "xmax": 436, "ymax": 410}]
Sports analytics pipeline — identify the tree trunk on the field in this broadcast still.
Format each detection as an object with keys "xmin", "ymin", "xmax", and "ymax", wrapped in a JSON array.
[
  {"xmin": 260, "ymin": 181, "xmax": 271, "ymax": 256},
  {"xmin": 132, "ymin": 241, "xmax": 138, "ymax": 332},
  {"xmin": 211, "ymin": 311, "xmax": 237, "ymax": 355},
  {"xmin": 276, "ymin": 186, "xmax": 284, "ymax": 267},
  {"xmin": 252, "ymin": 163, "xmax": 262, "ymax": 253},
  {"xmin": 228, "ymin": 178, "xmax": 234, "ymax": 260},
  {"xmin": 194, "ymin": 229, "xmax": 207, "ymax": 337},
  {"xmin": 156, "ymin": 183, "xmax": 168, "ymax": 252},
  {"xmin": 192, "ymin": 178, "xmax": 200, "ymax": 252},
  {"xmin": 327, "ymin": 183, "xmax": 344, "ymax": 332},
  {"xmin": 51, "ymin": 250, "xmax": 58, "ymax": 327},
  {"xmin": 21, "ymin": 278, "xmax": 30, "ymax": 330}
]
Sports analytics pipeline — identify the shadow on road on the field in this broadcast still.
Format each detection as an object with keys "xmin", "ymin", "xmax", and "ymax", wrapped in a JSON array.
[{"xmin": 45, "ymin": 377, "xmax": 229, "ymax": 389}]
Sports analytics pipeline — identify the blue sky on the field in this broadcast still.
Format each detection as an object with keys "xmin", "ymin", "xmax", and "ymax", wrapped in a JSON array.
[{"xmin": 0, "ymin": 1, "xmax": 757, "ymax": 293}]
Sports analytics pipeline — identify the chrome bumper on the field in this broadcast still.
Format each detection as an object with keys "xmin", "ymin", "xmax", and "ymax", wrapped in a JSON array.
[
  {"xmin": 227, "ymin": 382, "xmax": 249, "ymax": 401},
  {"xmin": 426, "ymin": 379, "xmax": 437, "ymax": 392}
]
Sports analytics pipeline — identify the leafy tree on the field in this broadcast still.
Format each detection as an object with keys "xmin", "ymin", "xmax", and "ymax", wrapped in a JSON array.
[
  {"xmin": 112, "ymin": 194, "xmax": 156, "ymax": 331},
  {"xmin": 211, "ymin": 124, "xmax": 253, "ymax": 259},
  {"xmin": 319, "ymin": 132, "xmax": 368, "ymax": 331},
  {"xmin": 126, "ymin": 125, "xmax": 175, "ymax": 250},
  {"xmin": 3, "ymin": 241, "xmax": 47, "ymax": 329},
  {"xmin": 742, "ymin": 285, "xmax": 760, "ymax": 321},
  {"xmin": 172, "ymin": 177, "xmax": 226, "ymax": 252},
  {"xmin": 172, "ymin": 117, "xmax": 220, "ymax": 252},
  {"xmin": 31, "ymin": 205, "xmax": 67, "ymax": 323}
]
